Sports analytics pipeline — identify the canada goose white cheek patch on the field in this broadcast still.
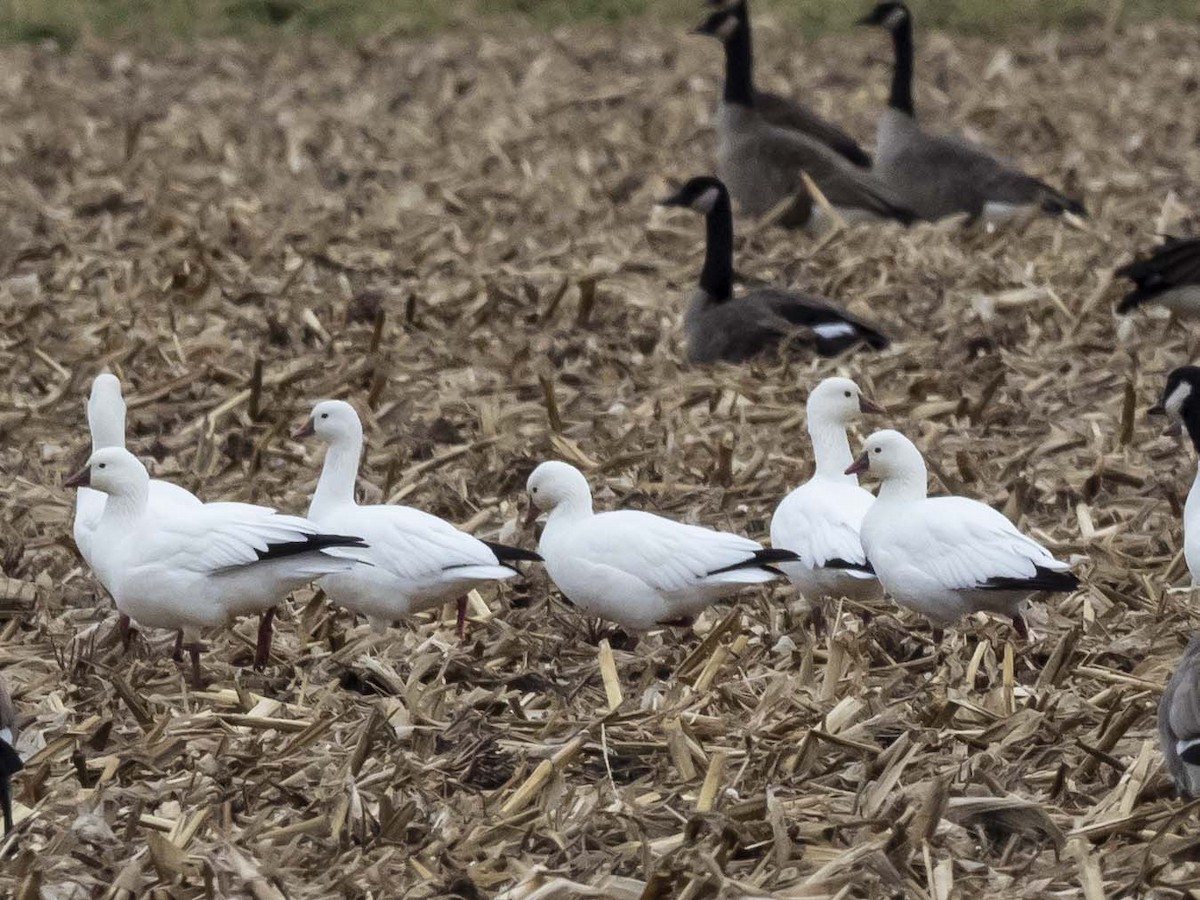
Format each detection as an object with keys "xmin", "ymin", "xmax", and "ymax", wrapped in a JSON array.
[
  {"xmin": 692, "ymin": 187, "xmax": 721, "ymax": 214},
  {"xmin": 1166, "ymin": 381, "xmax": 1194, "ymax": 417},
  {"xmin": 884, "ymin": 8, "xmax": 907, "ymax": 29},
  {"xmin": 813, "ymin": 321, "xmax": 857, "ymax": 340},
  {"xmin": 714, "ymin": 16, "xmax": 739, "ymax": 41}
]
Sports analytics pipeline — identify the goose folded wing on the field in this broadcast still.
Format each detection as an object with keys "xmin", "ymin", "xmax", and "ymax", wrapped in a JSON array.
[
  {"xmin": 890, "ymin": 498, "xmax": 1073, "ymax": 592},
  {"xmin": 582, "ymin": 511, "xmax": 768, "ymax": 593},
  {"xmin": 351, "ymin": 506, "xmax": 508, "ymax": 581},
  {"xmin": 753, "ymin": 290, "xmax": 890, "ymax": 352},
  {"xmin": 756, "ymin": 124, "xmax": 915, "ymax": 222},
  {"xmin": 1162, "ymin": 645, "xmax": 1200, "ymax": 785},
  {"xmin": 755, "ymin": 90, "xmax": 872, "ymax": 168},
  {"xmin": 773, "ymin": 491, "xmax": 872, "ymax": 571},
  {"xmin": 1117, "ymin": 237, "xmax": 1200, "ymax": 288},
  {"xmin": 145, "ymin": 504, "xmax": 350, "ymax": 574}
]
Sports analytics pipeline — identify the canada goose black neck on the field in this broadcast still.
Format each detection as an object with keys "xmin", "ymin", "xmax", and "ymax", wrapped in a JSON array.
[
  {"xmin": 888, "ymin": 17, "xmax": 915, "ymax": 116},
  {"xmin": 700, "ymin": 188, "xmax": 735, "ymax": 302},
  {"xmin": 1182, "ymin": 396, "xmax": 1200, "ymax": 454},
  {"xmin": 722, "ymin": 16, "xmax": 755, "ymax": 108}
]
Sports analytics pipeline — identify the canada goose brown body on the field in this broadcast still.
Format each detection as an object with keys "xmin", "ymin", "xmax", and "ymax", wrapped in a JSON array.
[
  {"xmin": 659, "ymin": 177, "xmax": 891, "ymax": 364},
  {"xmin": 1160, "ymin": 635, "xmax": 1200, "ymax": 797},
  {"xmin": 859, "ymin": 2, "xmax": 1084, "ymax": 222}
]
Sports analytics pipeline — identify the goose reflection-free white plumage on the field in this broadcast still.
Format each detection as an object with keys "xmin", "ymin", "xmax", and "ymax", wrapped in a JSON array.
[
  {"xmin": 299, "ymin": 400, "xmax": 539, "ymax": 633},
  {"xmin": 770, "ymin": 377, "xmax": 883, "ymax": 603},
  {"xmin": 68, "ymin": 447, "xmax": 365, "ymax": 683},
  {"xmin": 852, "ymin": 430, "xmax": 1078, "ymax": 634},
  {"xmin": 526, "ymin": 461, "xmax": 795, "ymax": 629},
  {"xmin": 73, "ymin": 373, "xmax": 201, "ymax": 569}
]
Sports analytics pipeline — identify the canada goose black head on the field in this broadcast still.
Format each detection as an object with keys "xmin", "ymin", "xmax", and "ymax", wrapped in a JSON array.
[
  {"xmin": 657, "ymin": 177, "xmax": 729, "ymax": 216},
  {"xmin": 692, "ymin": 8, "xmax": 741, "ymax": 42},
  {"xmin": 857, "ymin": 1, "xmax": 911, "ymax": 30},
  {"xmin": 1152, "ymin": 366, "xmax": 1200, "ymax": 446}
]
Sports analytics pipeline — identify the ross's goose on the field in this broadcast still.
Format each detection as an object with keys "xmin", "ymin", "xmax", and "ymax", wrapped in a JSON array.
[
  {"xmin": 0, "ymin": 674, "xmax": 19, "ymax": 840},
  {"xmin": 74, "ymin": 374, "xmax": 203, "ymax": 650},
  {"xmin": 296, "ymin": 400, "xmax": 541, "ymax": 637},
  {"xmin": 1149, "ymin": 366, "xmax": 1200, "ymax": 581},
  {"xmin": 1117, "ymin": 237, "xmax": 1200, "ymax": 318},
  {"xmin": 64, "ymin": 447, "xmax": 368, "ymax": 686},
  {"xmin": 857, "ymin": 2, "xmax": 1084, "ymax": 222},
  {"xmin": 525, "ymin": 460, "xmax": 799, "ymax": 630},
  {"xmin": 657, "ymin": 177, "xmax": 891, "ymax": 364},
  {"xmin": 1159, "ymin": 634, "xmax": 1200, "ymax": 797},
  {"xmin": 770, "ymin": 377, "xmax": 885, "ymax": 620},
  {"xmin": 849, "ymin": 430, "xmax": 1079, "ymax": 640}
]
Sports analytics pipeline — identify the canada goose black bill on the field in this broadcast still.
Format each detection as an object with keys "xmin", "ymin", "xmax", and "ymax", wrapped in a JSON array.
[
  {"xmin": 857, "ymin": 1, "xmax": 1085, "ymax": 223},
  {"xmin": 692, "ymin": 3, "xmax": 872, "ymax": 168},
  {"xmin": 657, "ymin": 176, "xmax": 891, "ymax": 364},
  {"xmin": 1115, "ymin": 236, "xmax": 1200, "ymax": 316}
]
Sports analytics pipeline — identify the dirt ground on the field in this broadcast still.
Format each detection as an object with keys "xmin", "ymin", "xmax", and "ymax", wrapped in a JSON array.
[{"xmin": 2, "ymin": 12, "xmax": 1200, "ymax": 899}]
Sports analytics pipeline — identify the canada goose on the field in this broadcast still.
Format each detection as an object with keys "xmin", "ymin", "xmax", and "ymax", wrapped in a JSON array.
[
  {"xmin": 857, "ymin": 1, "xmax": 1085, "ymax": 222},
  {"xmin": 1160, "ymin": 634, "xmax": 1200, "ymax": 797},
  {"xmin": 693, "ymin": 7, "xmax": 915, "ymax": 228},
  {"xmin": 0, "ymin": 674, "xmax": 19, "ymax": 841},
  {"xmin": 695, "ymin": 0, "xmax": 871, "ymax": 168},
  {"xmin": 1116, "ymin": 236, "xmax": 1200, "ymax": 317},
  {"xmin": 657, "ymin": 176, "xmax": 891, "ymax": 363}
]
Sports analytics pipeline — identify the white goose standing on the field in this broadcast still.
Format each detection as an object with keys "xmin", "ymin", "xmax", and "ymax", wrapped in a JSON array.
[
  {"xmin": 770, "ymin": 377, "xmax": 884, "ymax": 623},
  {"xmin": 65, "ymin": 448, "xmax": 367, "ymax": 686},
  {"xmin": 296, "ymin": 400, "xmax": 541, "ymax": 636},
  {"xmin": 526, "ymin": 460, "xmax": 799, "ymax": 630},
  {"xmin": 849, "ymin": 430, "xmax": 1079, "ymax": 640},
  {"xmin": 73, "ymin": 373, "xmax": 202, "ymax": 652}
]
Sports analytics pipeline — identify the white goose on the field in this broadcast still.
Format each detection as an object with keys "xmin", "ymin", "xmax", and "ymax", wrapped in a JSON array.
[
  {"xmin": 770, "ymin": 377, "xmax": 884, "ymax": 621},
  {"xmin": 526, "ymin": 460, "xmax": 798, "ymax": 630},
  {"xmin": 850, "ymin": 430, "xmax": 1079, "ymax": 640},
  {"xmin": 1149, "ymin": 366, "xmax": 1200, "ymax": 582},
  {"xmin": 296, "ymin": 400, "xmax": 541, "ymax": 636},
  {"xmin": 64, "ymin": 447, "xmax": 367, "ymax": 686}
]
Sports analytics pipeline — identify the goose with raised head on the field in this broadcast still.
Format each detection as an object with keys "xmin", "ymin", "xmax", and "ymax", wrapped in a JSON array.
[
  {"xmin": 849, "ymin": 430, "xmax": 1079, "ymax": 640},
  {"xmin": 858, "ymin": 1, "xmax": 1085, "ymax": 222},
  {"xmin": 658, "ymin": 177, "xmax": 891, "ymax": 363},
  {"xmin": 526, "ymin": 460, "xmax": 799, "ymax": 630},
  {"xmin": 64, "ymin": 447, "xmax": 368, "ymax": 686},
  {"xmin": 694, "ymin": 6, "xmax": 914, "ymax": 228},
  {"xmin": 1116, "ymin": 237, "xmax": 1200, "ymax": 317},
  {"xmin": 770, "ymin": 377, "xmax": 885, "ymax": 620},
  {"xmin": 694, "ymin": 0, "xmax": 871, "ymax": 168},
  {"xmin": 74, "ymin": 373, "xmax": 204, "ymax": 652},
  {"xmin": 296, "ymin": 400, "xmax": 541, "ymax": 637}
]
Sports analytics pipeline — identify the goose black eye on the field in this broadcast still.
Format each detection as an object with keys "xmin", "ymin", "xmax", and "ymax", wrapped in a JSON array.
[
  {"xmin": 844, "ymin": 391, "xmax": 852, "ymax": 398},
  {"xmin": 320, "ymin": 413, "xmax": 329, "ymax": 419},
  {"xmin": 98, "ymin": 463, "xmax": 106, "ymax": 469},
  {"xmin": 874, "ymin": 447, "xmax": 882, "ymax": 454},
  {"xmin": 531, "ymin": 487, "xmax": 538, "ymax": 494}
]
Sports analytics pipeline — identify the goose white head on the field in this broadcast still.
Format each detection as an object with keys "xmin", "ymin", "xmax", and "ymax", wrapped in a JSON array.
[
  {"xmin": 297, "ymin": 399, "xmax": 364, "ymax": 445},
  {"xmin": 87, "ymin": 373, "xmax": 127, "ymax": 451},
  {"xmin": 807, "ymin": 377, "xmax": 885, "ymax": 426},
  {"xmin": 525, "ymin": 461, "xmax": 593, "ymax": 523},
  {"xmin": 65, "ymin": 447, "xmax": 149, "ymax": 499},
  {"xmin": 845, "ymin": 429, "xmax": 927, "ymax": 487}
]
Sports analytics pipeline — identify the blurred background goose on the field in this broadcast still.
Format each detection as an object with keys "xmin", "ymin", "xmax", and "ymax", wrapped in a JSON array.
[
  {"xmin": 695, "ymin": 0, "xmax": 871, "ymax": 167},
  {"xmin": 1149, "ymin": 366, "xmax": 1200, "ymax": 583},
  {"xmin": 657, "ymin": 176, "xmax": 890, "ymax": 363},
  {"xmin": 694, "ymin": 5, "xmax": 914, "ymax": 228},
  {"xmin": 1116, "ymin": 236, "xmax": 1200, "ymax": 317},
  {"xmin": 1160, "ymin": 634, "xmax": 1200, "ymax": 797},
  {"xmin": 858, "ymin": 1, "xmax": 1085, "ymax": 222},
  {"xmin": 0, "ymin": 674, "xmax": 19, "ymax": 842}
]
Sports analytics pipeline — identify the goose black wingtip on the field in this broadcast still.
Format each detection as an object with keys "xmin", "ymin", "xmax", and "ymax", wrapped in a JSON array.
[{"xmin": 480, "ymin": 540, "xmax": 543, "ymax": 564}]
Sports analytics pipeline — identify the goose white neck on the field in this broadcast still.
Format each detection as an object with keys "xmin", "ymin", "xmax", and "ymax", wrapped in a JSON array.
[
  {"xmin": 545, "ymin": 493, "xmax": 593, "ymax": 527},
  {"xmin": 808, "ymin": 419, "xmax": 856, "ymax": 481},
  {"xmin": 88, "ymin": 396, "xmax": 127, "ymax": 451},
  {"xmin": 310, "ymin": 433, "xmax": 362, "ymax": 518},
  {"xmin": 874, "ymin": 464, "xmax": 928, "ymax": 503},
  {"xmin": 98, "ymin": 479, "xmax": 149, "ymax": 525}
]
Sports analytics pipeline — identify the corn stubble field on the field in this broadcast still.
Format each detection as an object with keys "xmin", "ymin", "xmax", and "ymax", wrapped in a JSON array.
[{"xmin": 2, "ymin": 11, "xmax": 1200, "ymax": 899}]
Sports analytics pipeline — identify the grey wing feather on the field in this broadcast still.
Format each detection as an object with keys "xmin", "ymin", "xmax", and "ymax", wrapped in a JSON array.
[
  {"xmin": 1161, "ymin": 636, "xmax": 1200, "ymax": 795},
  {"xmin": 755, "ymin": 89, "xmax": 872, "ymax": 168}
]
